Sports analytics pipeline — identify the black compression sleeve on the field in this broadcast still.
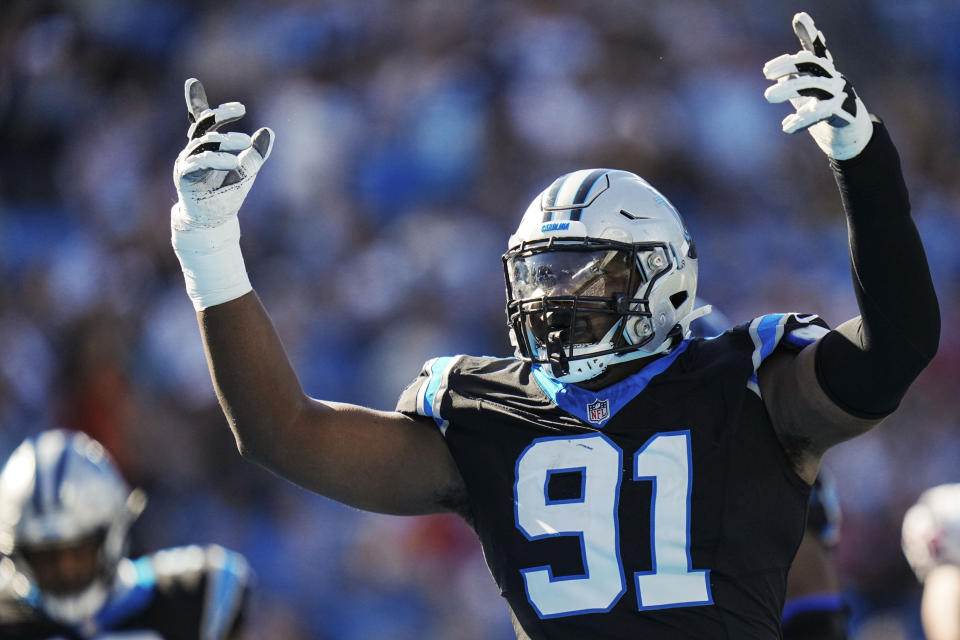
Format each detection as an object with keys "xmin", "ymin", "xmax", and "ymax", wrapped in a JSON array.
[{"xmin": 814, "ymin": 121, "xmax": 940, "ymax": 418}]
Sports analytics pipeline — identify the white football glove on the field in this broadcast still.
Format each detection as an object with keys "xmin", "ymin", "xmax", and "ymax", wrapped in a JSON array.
[
  {"xmin": 763, "ymin": 12, "xmax": 873, "ymax": 160},
  {"xmin": 171, "ymin": 78, "xmax": 274, "ymax": 310},
  {"xmin": 172, "ymin": 78, "xmax": 274, "ymax": 230}
]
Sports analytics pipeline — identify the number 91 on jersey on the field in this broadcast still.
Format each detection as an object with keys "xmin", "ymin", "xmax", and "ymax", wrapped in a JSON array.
[{"xmin": 514, "ymin": 431, "xmax": 712, "ymax": 618}]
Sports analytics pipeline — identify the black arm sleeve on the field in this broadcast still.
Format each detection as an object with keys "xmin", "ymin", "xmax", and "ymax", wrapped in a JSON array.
[{"xmin": 814, "ymin": 121, "xmax": 940, "ymax": 418}]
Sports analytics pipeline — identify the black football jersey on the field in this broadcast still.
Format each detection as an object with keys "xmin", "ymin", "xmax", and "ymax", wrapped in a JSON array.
[
  {"xmin": 0, "ymin": 544, "xmax": 249, "ymax": 639},
  {"xmin": 397, "ymin": 313, "xmax": 830, "ymax": 639}
]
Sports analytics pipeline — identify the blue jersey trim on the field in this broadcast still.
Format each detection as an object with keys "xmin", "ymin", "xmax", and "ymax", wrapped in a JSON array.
[
  {"xmin": 531, "ymin": 341, "xmax": 690, "ymax": 427},
  {"xmin": 422, "ymin": 356, "xmax": 453, "ymax": 420},
  {"xmin": 784, "ymin": 333, "xmax": 813, "ymax": 348},
  {"xmin": 747, "ymin": 313, "xmax": 827, "ymax": 397},
  {"xmin": 202, "ymin": 550, "xmax": 246, "ymax": 640},
  {"xmin": 781, "ymin": 592, "xmax": 846, "ymax": 626},
  {"xmin": 20, "ymin": 581, "xmax": 43, "ymax": 609},
  {"xmin": 96, "ymin": 556, "xmax": 157, "ymax": 629},
  {"xmin": 756, "ymin": 314, "xmax": 787, "ymax": 364}
]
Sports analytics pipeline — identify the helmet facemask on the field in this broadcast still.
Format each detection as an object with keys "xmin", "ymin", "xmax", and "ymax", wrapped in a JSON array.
[
  {"xmin": 505, "ymin": 168, "xmax": 704, "ymax": 383},
  {"xmin": 504, "ymin": 237, "xmax": 676, "ymax": 381}
]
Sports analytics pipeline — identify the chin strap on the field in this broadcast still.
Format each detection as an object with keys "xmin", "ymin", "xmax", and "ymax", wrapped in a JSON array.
[
  {"xmin": 679, "ymin": 304, "xmax": 713, "ymax": 338},
  {"xmin": 542, "ymin": 303, "xmax": 710, "ymax": 381}
]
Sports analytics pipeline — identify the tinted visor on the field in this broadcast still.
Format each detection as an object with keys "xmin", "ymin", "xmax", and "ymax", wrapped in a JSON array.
[
  {"xmin": 507, "ymin": 249, "xmax": 637, "ymax": 346},
  {"xmin": 508, "ymin": 249, "xmax": 633, "ymax": 300}
]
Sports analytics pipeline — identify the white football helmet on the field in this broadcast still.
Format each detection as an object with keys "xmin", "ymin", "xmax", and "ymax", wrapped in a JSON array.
[
  {"xmin": 902, "ymin": 483, "xmax": 960, "ymax": 582},
  {"xmin": 504, "ymin": 168, "xmax": 707, "ymax": 382},
  {"xmin": 0, "ymin": 429, "xmax": 146, "ymax": 624}
]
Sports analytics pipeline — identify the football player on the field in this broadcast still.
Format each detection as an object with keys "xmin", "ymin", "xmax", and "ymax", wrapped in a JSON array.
[
  {"xmin": 168, "ymin": 12, "xmax": 938, "ymax": 640},
  {"xmin": 0, "ymin": 429, "xmax": 250, "ymax": 639},
  {"xmin": 902, "ymin": 484, "xmax": 960, "ymax": 640}
]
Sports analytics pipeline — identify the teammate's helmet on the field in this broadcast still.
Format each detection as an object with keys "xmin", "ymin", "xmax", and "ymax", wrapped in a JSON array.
[
  {"xmin": 902, "ymin": 483, "xmax": 960, "ymax": 582},
  {"xmin": 503, "ymin": 169, "xmax": 704, "ymax": 382},
  {"xmin": 0, "ymin": 429, "xmax": 146, "ymax": 623}
]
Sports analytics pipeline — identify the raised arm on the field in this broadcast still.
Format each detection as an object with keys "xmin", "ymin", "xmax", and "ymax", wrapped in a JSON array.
[
  {"xmin": 757, "ymin": 14, "xmax": 940, "ymax": 480},
  {"xmin": 170, "ymin": 80, "xmax": 464, "ymax": 516}
]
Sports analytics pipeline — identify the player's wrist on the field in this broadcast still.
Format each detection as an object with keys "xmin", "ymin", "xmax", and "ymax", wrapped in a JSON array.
[
  {"xmin": 171, "ymin": 207, "xmax": 252, "ymax": 310},
  {"xmin": 811, "ymin": 99, "xmax": 874, "ymax": 160}
]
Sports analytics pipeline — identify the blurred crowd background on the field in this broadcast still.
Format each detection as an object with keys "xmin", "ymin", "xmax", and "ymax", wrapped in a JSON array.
[{"xmin": 0, "ymin": 0, "xmax": 957, "ymax": 638}]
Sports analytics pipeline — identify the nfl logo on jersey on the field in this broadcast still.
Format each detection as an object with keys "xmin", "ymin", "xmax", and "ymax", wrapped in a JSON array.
[{"xmin": 587, "ymin": 398, "xmax": 610, "ymax": 424}]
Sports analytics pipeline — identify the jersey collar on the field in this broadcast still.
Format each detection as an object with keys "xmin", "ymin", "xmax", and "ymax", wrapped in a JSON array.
[{"xmin": 531, "ymin": 340, "xmax": 690, "ymax": 427}]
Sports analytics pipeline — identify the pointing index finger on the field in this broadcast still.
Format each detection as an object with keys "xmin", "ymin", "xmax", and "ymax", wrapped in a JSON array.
[
  {"xmin": 792, "ymin": 12, "xmax": 830, "ymax": 59},
  {"xmin": 184, "ymin": 78, "xmax": 209, "ymax": 123}
]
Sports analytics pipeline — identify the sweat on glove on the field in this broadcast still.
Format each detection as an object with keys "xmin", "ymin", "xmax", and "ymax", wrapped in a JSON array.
[
  {"xmin": 763, "ymin": 12, "xmax": 874, "ymax": 160},
  {"xmin": 171, "ymin": 78, "xmax": 274, "ymax": 310}
]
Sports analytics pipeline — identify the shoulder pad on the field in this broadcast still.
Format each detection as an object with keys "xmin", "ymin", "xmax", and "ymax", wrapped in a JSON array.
[
  {"xmin": 148, "ymin": 544, "xmax": 248, "ymax": 578},
  {"xmin": 741, "ymin": 313, "xmax": 830, "ymax": 396},
  {"xmin": 0, "ymin": 557, "xmax": 42, "ymax": 621},
  {"xmin": 0, "ymin": 557, "xmax": 41, "ymax": 610},
  {"xmin": 144, "ymin": 545, "xmax": 250, "ymax": 640},
  {"xmin": 745, "ymin": 313, "xmax": 830, "ymax": 360},
  {"xmin": 199, "ymin": 545, "xmax": 250, "ymax": 640},
  {"xmin": 398, "ymin": 355, "xmax": 469, "ymax": 434}
]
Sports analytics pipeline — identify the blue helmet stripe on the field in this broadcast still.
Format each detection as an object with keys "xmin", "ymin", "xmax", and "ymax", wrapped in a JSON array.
[
  {"xmin": 541, "ymin": 173, "xmax": 570, "ymax": 222},
  {"xmin": 569, "ymin": 169, "xmax": 608, "ymax": 221},
  {"xmin": 51, "ymin": 443, "xmax": 71, "ymax": 507},
  {"xmin": 545, "ymin": 174, "xmax": 567, "ymax": 207},
  {"xmin": 30, "ymin": 437, "xmax": 44, "ymax": 516},
  {"xmin": 202, "ymin": 551, "xmax": 245, "ymax": 640},
  {"xmin": 423, "ymin": 356, "xmax": 454, "ymax": 421}
]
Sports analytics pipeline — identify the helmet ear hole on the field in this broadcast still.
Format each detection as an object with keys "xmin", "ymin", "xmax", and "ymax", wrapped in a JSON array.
[{"xmin": 669, "ymin": 291, "xmax": 688, "ymax": 309}]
